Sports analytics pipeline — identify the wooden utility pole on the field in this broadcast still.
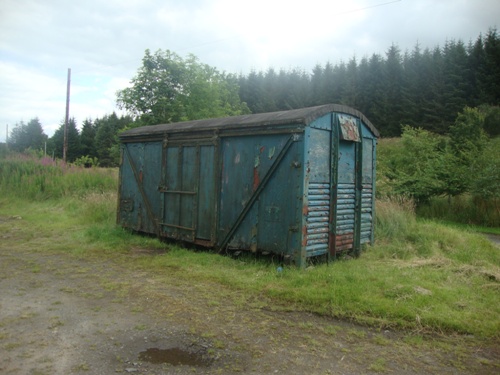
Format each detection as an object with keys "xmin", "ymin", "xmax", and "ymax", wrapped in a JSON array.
[{"xmin": 63, "ymin": 68, "xmax": 71, "ymax": 163}]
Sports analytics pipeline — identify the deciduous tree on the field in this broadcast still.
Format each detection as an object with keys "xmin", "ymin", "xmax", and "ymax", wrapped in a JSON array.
[{"xmin": 117, "ymin": 49, "xmax": 249, "ymax": 125}]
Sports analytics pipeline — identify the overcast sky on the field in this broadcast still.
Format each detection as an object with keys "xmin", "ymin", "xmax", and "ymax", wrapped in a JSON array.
[{"xmin": 0, "ymin": 0, "xmax": 498, "ymax": 142}]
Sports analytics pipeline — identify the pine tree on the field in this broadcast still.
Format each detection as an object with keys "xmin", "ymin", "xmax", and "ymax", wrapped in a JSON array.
[
  {"xmin": 441, "ymin": 40, "xmax": 470, "ymax": 130},
  {"xmin": 80, "ymin": 118, "xmax": 97, "ymax": 158},
  {"xmin": 49, "ymin": 118, "xmax": 80, "ymax": 162},
  {"xmin": 382, "ymin": 45, "xmax": 405, "ymax": 136},
  {"xmin": 310, "ymin": 63, "xmax": 324, "ymax": 106},
  {"xmin": 482, "ymin": 28, "xmax": 500, "ymax": 104},
  {"xmin": 342, "ymin": 57, "xmax": 359, "ymax": 107},
  {"xmin": 9, "ymin": 118, "xmax": 47, "ymax": 152}
]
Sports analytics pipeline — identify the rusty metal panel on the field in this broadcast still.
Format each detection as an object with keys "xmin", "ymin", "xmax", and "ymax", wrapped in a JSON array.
[{"xmin": 218, "ymin": 133, "xmax": 302, "ymax": 258}]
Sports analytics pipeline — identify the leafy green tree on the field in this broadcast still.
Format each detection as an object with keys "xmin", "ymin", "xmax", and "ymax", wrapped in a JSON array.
[
  {"xmin": 470, "ymin": 138, "xmax": 500, "ymax": 200},
  {"xmin": 437, "ymin": 143, "xmax": 469, "ymax": 198},
  {"xmin": 449, "ymin": 107, "xmax": 487, "ymax": 160},
  {"xmin": 445, "ymin": 107, "xmax": 488, "ymax": 195},
  {"xmin": 384, "ymin": 126, "xmax": 447, "ymax": 203},
  {"xmin": 481, "ymin": 105, "xmax": 500, "ymax": 137},
  {"xmin": 9, "ymin": 118, "xmax": 47, "ymax": 152},
  {"xmin": 117, "ymin": 49, "xmax": 249, "ymax": 125}
]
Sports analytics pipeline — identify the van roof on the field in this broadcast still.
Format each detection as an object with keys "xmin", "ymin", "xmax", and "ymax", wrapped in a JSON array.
[{"xmin": 119, "ymin": 104, "xmax": 379, "ymax": 139}]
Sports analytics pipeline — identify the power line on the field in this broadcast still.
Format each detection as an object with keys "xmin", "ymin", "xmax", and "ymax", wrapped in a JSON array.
[{"xmin": 338, "ymin": 0, "xmax": 402, "ymax": 15}]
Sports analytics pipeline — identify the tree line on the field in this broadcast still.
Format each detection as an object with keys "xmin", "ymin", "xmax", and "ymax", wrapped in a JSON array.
[
  {"xmin": 7, "ymin": 113, "xmax": 132, "ymax": 167},
  {"xmin": 5, "ymin": 28, "xmax": 500, "ymax": 166},
  {"xmin": 238, "ymin": 28, "xmax": 500, "ymax": 136}
]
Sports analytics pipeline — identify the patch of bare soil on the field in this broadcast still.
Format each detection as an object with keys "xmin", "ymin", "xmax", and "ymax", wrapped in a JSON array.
[
  {"xmin": 1, "ymin": 218, "xmax": 498, "ymax": 374},
  {"xmin": 485, "ymin": 233, "xmax": 500, "ymax": 247}
]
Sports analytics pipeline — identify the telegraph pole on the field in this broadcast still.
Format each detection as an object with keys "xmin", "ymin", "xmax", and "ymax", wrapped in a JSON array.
[{"xmin": 63, "ymin": 68, "xmax": 71, "ymax": 163}]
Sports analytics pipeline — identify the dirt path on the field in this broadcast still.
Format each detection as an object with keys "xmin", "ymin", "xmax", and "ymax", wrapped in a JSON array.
[
  {"xmin": 485, "ymin": 233, "xmax": 500, "ymax": 247},
  {"xmin": 1, "ymin": 228, "xmax": 498, "ymax": 374}
]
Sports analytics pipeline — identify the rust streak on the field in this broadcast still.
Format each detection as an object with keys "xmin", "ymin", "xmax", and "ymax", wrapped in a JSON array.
[
  {"xmin": 302, "ymin": 225, "xmax": 308, "ymax": 246},
  {"xmin": 253, "ymin": 167, "xmax": 260, "ymax": 191},
  {"xmin": 302, "ymin": 205, "xmax": 309, "ymax": 216}
]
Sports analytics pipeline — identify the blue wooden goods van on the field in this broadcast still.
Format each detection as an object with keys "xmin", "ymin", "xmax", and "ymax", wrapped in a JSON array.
[{"xmin": 117, "ymin": 104, "xmax": 379, "ymax": 267}]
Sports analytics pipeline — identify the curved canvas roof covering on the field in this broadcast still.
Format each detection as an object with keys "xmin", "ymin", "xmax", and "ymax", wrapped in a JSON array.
[{"xmin": 119, "ymin": 104, "xmax": 379, "ymax": 139}]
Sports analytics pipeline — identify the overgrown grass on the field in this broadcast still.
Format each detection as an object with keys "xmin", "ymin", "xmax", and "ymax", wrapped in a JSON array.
[
  {"xmin": 418, "ymin": 195, "xmax": 500, "ymax": 228},
  {"xmin": 1, "ymin": 155, "xmax": 499, "ymax": 339},
  {"xmin": 0, "ymin": 155, "xmax": 117, "ymax": 200}
]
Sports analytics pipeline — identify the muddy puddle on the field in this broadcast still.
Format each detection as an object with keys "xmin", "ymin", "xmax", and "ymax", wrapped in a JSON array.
[{"xmin": 138, "ymin": 347, "xmax": 212, "ymax": 367}]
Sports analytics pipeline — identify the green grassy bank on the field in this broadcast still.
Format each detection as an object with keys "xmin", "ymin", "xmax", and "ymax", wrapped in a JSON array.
[{"xmin": 1, "ymin": 156, "xmax": 499, "ymax": 339}]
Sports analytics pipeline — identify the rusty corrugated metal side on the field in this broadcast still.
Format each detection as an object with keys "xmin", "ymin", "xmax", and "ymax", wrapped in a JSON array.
[
  {"xmin": 300, "ymin": 111, "xmax": 377, "ymax": 262},
  {"xmin": 117, "ymin": 104, "xmax": 378, "ymax": 267},
  {"xmin": 335, "ymin": 140, "xmax": 357, "ymax": 253}
]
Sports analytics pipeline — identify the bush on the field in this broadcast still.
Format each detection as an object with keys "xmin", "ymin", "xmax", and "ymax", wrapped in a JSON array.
[{"xmin": 377, "ymin": 127, "xmax": 446, "ymax": 203}]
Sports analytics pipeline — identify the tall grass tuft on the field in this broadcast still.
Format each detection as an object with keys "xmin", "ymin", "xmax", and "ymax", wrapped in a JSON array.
[{"xmin": 375, "ymin": 195, "xmax": 416, "ymax": 242}]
